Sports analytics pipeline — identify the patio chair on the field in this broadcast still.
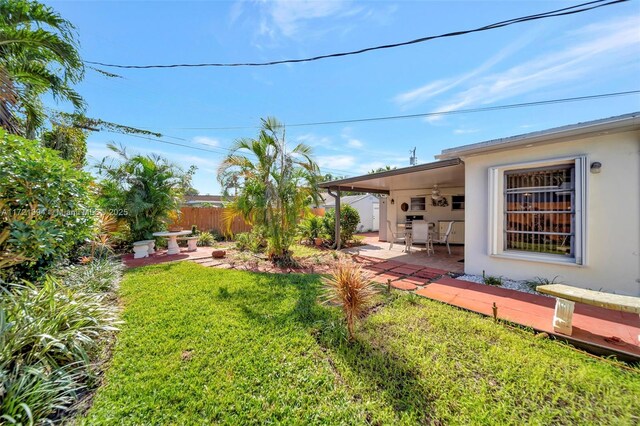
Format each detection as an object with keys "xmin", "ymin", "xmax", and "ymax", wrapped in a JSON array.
[
  {"xmin": 387, "ymin": 220, "xmax": 410, "ymax": 252},
  {"xmin": 433, "ymin": 221, "xmax": 454, "ymax": 255}
]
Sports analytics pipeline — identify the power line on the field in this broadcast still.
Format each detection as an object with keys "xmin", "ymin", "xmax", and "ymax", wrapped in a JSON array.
[
  {"xmin": 85, "ymin": 0, "xmax": 627, "ymax": 70},
  {"xmin": 166, "ymin": 90, "xmax": 640, "ymax": 130},
  {"xmin": 100, "ymin": 131, "xmax": 358, "ymax": 177}
]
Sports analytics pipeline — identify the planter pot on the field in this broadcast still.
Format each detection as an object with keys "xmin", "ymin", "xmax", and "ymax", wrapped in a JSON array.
[
  {"xmin": 211, "ymin": 250, "xmax": 226, "ymax": 259},
  {"xmin": 314, "ymin": 238, "xmax": 323, "ymax": 247},
  {"xmin": 168, "ymin": 226, "xmax": 182, "ymax": 232}
]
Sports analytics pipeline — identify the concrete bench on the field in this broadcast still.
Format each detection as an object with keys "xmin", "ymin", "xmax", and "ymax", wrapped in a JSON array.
[
  {"xmin": 133, "ymin": 240, "xmax": 155, "ymax": 259},
  {"xmin": 177, "ymin": 236, "xmax": 199, "ymax": 252},
  {"xmin": 537, "ymin": 284, "xmax": 640, "ymax": 337}
]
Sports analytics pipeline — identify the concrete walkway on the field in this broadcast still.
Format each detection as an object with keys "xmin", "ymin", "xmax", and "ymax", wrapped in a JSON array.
[{"xmin": 355, "ymin": 255, "xmax": 640, "ymax": 361}]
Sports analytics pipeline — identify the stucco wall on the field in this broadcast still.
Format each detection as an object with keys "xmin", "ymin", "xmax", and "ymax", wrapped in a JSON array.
[
  {"xmin": 385, "ymin": 187, "xmax": 465, "ymax": 237},
  {"xmin": 463, "ymin": 130, "xmax": 640, "ymax": 296}
]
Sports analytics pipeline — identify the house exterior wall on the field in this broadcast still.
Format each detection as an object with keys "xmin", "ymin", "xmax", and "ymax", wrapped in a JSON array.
[
  {"xmin": 385, "ymin": 187, "xmax": 465, "ymax": 239},
  {"xmin": 463, "ymin": 130, "xmax": 640, "ymax": 296}
]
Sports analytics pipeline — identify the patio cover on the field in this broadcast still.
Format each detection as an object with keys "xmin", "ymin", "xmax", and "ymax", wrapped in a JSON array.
[
  {"xmin": 318, "ymin": 158, "xmax": 464, "ymax": 248},
  {"xmin": 318, "ymin": 158, "xmax": 464, "ymax": 194}
]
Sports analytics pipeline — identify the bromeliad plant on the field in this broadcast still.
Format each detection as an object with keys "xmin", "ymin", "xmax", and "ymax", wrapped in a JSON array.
[
  {"xmin": 218, "ymin": 117, "xmax": 321, "ymax": 265},
  {"xmin": 322, "ymin": 262, "xmax": 378, "ymax": 341}
]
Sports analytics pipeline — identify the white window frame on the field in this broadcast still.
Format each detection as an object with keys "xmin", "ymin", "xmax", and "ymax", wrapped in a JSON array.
[{"xmin": 488, "ymin": 156, "xmax": 587, "ymax": 266}]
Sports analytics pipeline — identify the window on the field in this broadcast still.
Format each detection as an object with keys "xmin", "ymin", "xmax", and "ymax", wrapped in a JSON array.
[
  {"xmin": 410, "ymin": 197, "xmax": 426, "ymax": 211},
  {"xmin": 451, "ymin": 195, "xmax": 465, "ymax": 210},
  {"xmin": 489, "ymin": 157, "xmax": 587, "ymax": 265}
]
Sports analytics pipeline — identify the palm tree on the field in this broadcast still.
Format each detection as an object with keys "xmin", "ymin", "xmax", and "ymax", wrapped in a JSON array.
[
  {"xmin": 0, "ymin": 0, "xmax": 84, "ymax": 137},
  {"xmin": 218, "ymin": 117, "xmax": 321, "ymax": 265},
  {"xmin": 97, "ymin": 144, "xmax": 196, "ymax": 242}
]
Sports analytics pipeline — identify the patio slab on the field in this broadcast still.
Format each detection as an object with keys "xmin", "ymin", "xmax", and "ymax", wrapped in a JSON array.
[
  {"xmin": 122, "ymin": 247, "xmax": 214, "ymax": 268},
  {"xmin": 416, "ymin": 277, "xmax": 640, "ymax": 360}
]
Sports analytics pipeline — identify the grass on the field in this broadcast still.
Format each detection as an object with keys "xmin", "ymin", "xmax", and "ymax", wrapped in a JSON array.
[{"xmin": 83, "ymin": 262, "xmax": 640, "ymax": 425}]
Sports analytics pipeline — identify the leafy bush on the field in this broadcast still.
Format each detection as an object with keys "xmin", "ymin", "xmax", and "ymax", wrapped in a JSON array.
[
  {"xmin": 234, "ymin": 228, "xmax": 266, "ymax": 253},
  {"xmin": 96, "ymin": 144, "xmax": 195, "ymax": 242},
  {"xmin": 0, "ymin": 129, "xmax": 95, "ymax": 280},
  {"xmin": 197, "ymin": 232, "xmax": 215, "ymax": 247},
  {"xmin": 322, "ymin": 205, "xmax": 360, "ymax": 245},
  {"xmin": 0, "ymin": 260, "xmax": 120, "ymax": 423},
  {"xmin": 298, "ymin": 215, "xmax": 325, "ymax": 243},
  {"xmin": 53, "ymin": 258, "xmax": 122, "ymax": 293}
]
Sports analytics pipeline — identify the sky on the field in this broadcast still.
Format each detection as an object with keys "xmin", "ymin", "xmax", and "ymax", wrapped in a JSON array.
[{"xmin": 47, "ymin": 0, "xmax": 640, "ymax": 194}]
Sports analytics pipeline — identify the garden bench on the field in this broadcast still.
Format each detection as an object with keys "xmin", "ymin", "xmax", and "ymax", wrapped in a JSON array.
[
  {"xmin": 536, "ymin": 284, "xmax": 640, "ymax": 338},
  {"xmin": 133, "ymin": 240, "xmax": 155, "ymax": 259},
  {"xmin": 177, "ymin": 236, "xmax": 199, "ymax": 252}
]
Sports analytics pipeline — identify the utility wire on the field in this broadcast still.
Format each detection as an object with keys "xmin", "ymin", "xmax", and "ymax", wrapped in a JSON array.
[
  {"xmin": 101, "ymin": 131, "xmax": 358, "ymax": 177},
  {"xmin": 165, "ymin": 90, "xmax": 640, "ymax": 130},
  {"xmin": 85, "ymin": 0, "xmax": 627, "ymax": 69}
]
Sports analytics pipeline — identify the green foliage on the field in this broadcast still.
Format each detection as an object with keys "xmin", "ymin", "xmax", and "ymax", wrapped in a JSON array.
[
  {"xmin": 218, "ymin": 117, "xmax": 321, "ymax": 265},
  {"xmin": 96, "ymin": 144, "xmax": 195, "ymax": 242},
  {"xmin": 196, "ymin": 232, "xmax": 215, "ymax": 247},
  {"xmin": 83, "ymin": 262, "xmax": 640, "ymax": 424},
  {"xmin": 298, "ymin": 215, "xmax": 325, "ymax": 243},
  {"xmin": 482, "ymin": 270, "xmax": 503, "ymax": 286},
  {"xmin": 0, "ymin": 0, "xmax": 85, "ymax": 137},
  {"xmin": 323, "ymin": 205, "xmax": 360, "ymax": 245},
  {"xmin": 0, "ymin": 129, "xmax": 95, "ymax": 280},
  {"xmin": 526, "ymin": 276, "xmax": 560, "ymax": 292},
  {"xmin": 234, "ymin": 228, "xmax": 266, "ymax": 253},
  {"xmin": 41, "ymin": 124, "xmax": 87, "ymax": 167},
  {"xmin": 0, "ymin": 259, "xmax": 120, "ymax": 423}
]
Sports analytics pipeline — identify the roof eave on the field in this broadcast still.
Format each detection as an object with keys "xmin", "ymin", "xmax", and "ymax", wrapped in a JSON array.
[{"xmin": 437, "ymin": 112, "xmax": 640, "ymax": 160}]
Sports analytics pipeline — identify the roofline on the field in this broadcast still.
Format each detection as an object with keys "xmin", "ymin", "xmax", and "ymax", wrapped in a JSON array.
[
  {"xmin": 437, "ymin": 111, "xmax": 640, "ymax": 160},
  {"xmin": 318, "ymin": 158, "xmax": 462, "ymax": 190}
]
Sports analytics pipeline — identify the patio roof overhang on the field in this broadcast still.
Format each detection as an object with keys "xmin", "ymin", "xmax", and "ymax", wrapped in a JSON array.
[{"xmin": 318, "ymin": 158, "xmax": 464, "ymax": 195}]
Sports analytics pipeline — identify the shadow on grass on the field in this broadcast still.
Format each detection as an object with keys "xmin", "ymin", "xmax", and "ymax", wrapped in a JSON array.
[{"xmin": 318, "ymin": 327, "xmax": 436, "ymax": 424}]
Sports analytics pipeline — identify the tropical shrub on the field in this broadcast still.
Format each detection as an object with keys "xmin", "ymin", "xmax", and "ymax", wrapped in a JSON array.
[
  {"xmin": 197, "ymin": 232, "xmax": 215, "ymax": 247},
  {"xmin": 234, "ymin": 228, "xmax": 267, "ymax": 253},
  {"xmin": 0, "ymin": 129, "xmax": 95, "ymax": 280},
  {"xmin": 322, "ymin": 262, "xmax": 378, "ymax": 341},
  {"xmin": 41, "ymin": 124, "xmax": 88, "ymax": 168},
  {"xmin": 0, "ymin": 259, "xmax": 120, "ymax": 423},
  {"xmin": 298, "ymin": 215, "xmax": 325, "ymax": 243},
  {"xmin": 322, "ymin": 205, "xmax": 360, "ymax": 245},
  {"xmin": 218, "ymin": 117, "xmax": 321, "ymax": 265},
  {"xmin": 97, "ymin": 144, "xmax": 195, "ymax": 243}
]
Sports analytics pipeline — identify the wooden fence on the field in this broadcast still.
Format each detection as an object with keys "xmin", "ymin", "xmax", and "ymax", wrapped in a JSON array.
[
  {"xmin": 173, "ymin": 206, "xmax": 326, "ymax": 236},
  {"xmin": 172, "ymin": 207, "xmax": 252, "ymax": 235}
]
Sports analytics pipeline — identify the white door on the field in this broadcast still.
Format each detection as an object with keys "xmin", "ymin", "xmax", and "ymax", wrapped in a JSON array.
[{"xmin": 372, "ymin": 203, "xmax": 379, "ymax": 231}]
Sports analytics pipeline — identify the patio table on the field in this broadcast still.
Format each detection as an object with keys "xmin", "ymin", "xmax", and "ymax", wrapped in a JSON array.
[{"xmin": 152, "ymin": 230, "xmax": 192, "ymax": 255}]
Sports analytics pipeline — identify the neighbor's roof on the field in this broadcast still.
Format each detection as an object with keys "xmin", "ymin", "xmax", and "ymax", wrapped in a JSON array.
[{"xmin": 437, "ymin": 111, "xmax": 640, "ymax": 160}]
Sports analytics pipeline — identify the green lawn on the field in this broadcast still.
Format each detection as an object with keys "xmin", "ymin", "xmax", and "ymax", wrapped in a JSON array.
[{"xmin": 83, "ymin": 262, "xmax": 640, "ymax": 425}]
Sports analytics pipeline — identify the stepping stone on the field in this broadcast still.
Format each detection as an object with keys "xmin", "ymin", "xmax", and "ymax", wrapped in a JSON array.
[
  {"xmin": 412, "ymin": 267, "xmax": 448, "ymax": 280},
  {"xmin": 401, "ymin": 263, "xmax": 424, "ymax": 271},
  {"xmin": 400, "ymin": 276, "xmax": 429, "ymax": 287},
  {"xmin": 371, "ymin": 272, "xmax": 404, "ymax": 284},
  {"xmin": 389, "ymin": 266, "xmax": 417, "ymax": 275},
  {"xmin": 391, "ymin": 279, "xmax": 418, "ymax": 291}
]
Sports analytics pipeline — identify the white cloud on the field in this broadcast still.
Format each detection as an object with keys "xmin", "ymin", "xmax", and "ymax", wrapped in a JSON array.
[
  {"xmin": 316, "ymin": 154, "xmax": 355, "ymax": 169},
  {"xmin": 394, "ymin": 31, "xmax": 539, "ymax": 108},
  {"xmin": 261, "ymin": 0, "xmax": 352, "ymax": 37},
  {"xmin": 423, "ymin": 15, "xmax": 640, "ymax": 123},
  {"xmin": 192, "ymin": 136, "xmax": 220, "ymax": 147},
  {"xmin": 453, "ymin": 128, "xmax": 479, "ymax": 135},
  {"xmin": 347, "ymin": 138, "xmax": 363, "ymax": 148}
]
